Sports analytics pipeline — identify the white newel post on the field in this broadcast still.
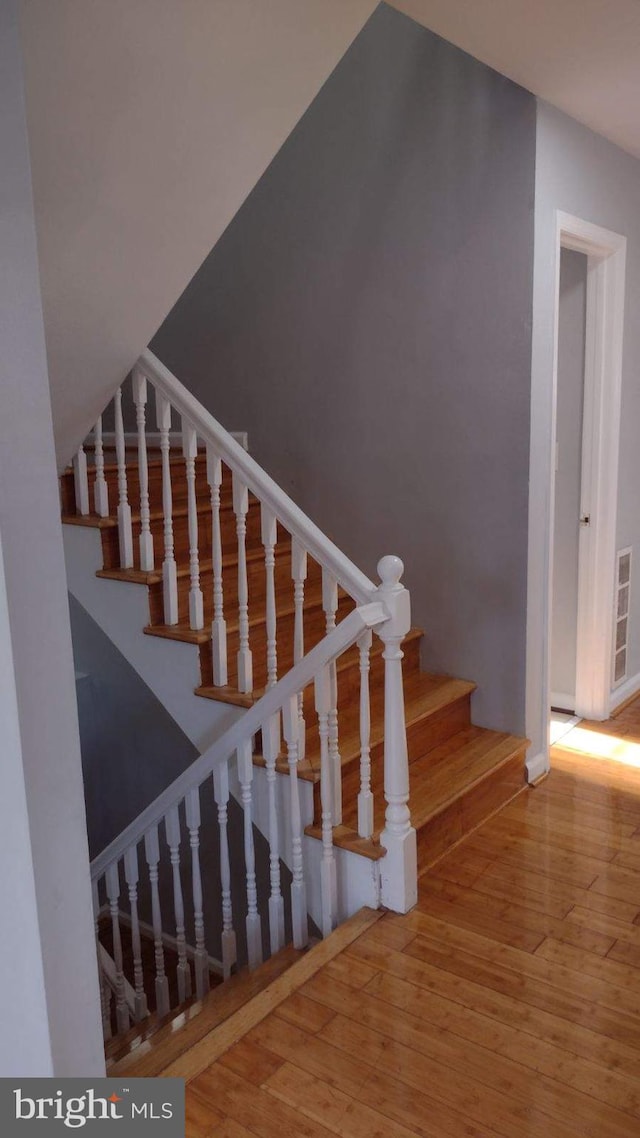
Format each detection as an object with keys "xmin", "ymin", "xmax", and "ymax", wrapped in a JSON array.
[
  {"xmin": 262, "ymin": 711, "xmax": 285, "ymax": 954},
  {"xmin": 72, "ymin": 444, "xmax": 90, "ymax": 516},
  {"xmin": 206, "ymin": 445, "xmax": 228, "ymax": 686},
  {"xmin": 132, "ymin": 369, "xmax": 154, "ymax": 572},
  {"xmin": 376, "ymin": 556, "xmax": 417, "ymax": 913},
  {"xmin": 183, "ymin": 421, "xmax": 204, "ymax": 630},
  {"xmin": 155, "ymin": 392, "xmax": 179, "ymax": 625},
  {"xmin": 114, "ymin": 386, "xmax": 134, "ymax": 568},
  {"xmin": 213, "ymin": 762, "xmax": 237, "ymax": 979},
  {"xmin": 93, "ymin": 416, "xmax": 110, "ymax": 517}
]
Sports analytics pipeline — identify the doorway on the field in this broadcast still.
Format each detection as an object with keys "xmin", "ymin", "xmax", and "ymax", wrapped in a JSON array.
[
  {"xmin": 550, "ymin": 248, "xmax": 587, "ymax": 714},
  {"xmin": 546, "ymin": 213, "xmax": 626, "ymax": 737}
]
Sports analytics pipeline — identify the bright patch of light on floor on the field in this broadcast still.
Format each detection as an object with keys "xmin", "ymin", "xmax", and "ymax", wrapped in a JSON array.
[
  {"xmin": 556, "ymin": 726, "xmax": 640, "ymax": 768},
  {"xmin": 549, "ymin": 713, "xmax": 580, "ymax": 745}
]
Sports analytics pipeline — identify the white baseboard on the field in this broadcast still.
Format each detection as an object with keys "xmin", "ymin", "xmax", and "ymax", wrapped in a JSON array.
[
  {"xmin": 610, "ymin": 671, "xmax": 640, "ymax": 713},
  {"xmin": 550, "ymin": 691, "xmax": 575, "ymax": 712},
  {"xmin": 99, "ymin": 430, "xmax": 249, "ymax": 452},
  {"xmin": 525, "ymin": 749, "xmax": 549, "ymax": 784}
]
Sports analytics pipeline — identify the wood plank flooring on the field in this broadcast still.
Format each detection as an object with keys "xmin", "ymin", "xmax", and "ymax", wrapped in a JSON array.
[{"xmin": 180, "ymin": 702, "xmax": 640, "ymax": 1135}]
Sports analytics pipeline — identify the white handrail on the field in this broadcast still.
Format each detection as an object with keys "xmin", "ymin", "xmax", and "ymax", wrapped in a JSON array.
[
  {"xmin": 137, "ymin": 349, "xmax": 376, "ymax": 604},
  {"xmin": 91, "ymin": 601, "xmax": 387, "ymax": 881},
  {"xmin": 98, "ymin": 943, "xmax": 137, "ymax": 1016}
]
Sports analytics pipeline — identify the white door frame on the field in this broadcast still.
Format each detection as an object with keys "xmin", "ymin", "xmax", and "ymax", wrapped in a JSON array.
[{"xmin": 548, "ymin": 212, "xmax": 626, "ymax": 725}]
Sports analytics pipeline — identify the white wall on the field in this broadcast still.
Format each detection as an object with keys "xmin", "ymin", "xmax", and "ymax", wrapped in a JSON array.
[
  {"xmin": 528, "ymin": 102, "xmax": 640, "ymax": 769},
  {"xmin": 0, "ymin": 1, "xmax": 104, "ymax": 1075},
  {"xmin": 0, "ymin": 530, "xmax": 53, "ymax": 1077},
  {"xmin": 18, "ymin": 0, "xmax": 376, "ymax": 468}
]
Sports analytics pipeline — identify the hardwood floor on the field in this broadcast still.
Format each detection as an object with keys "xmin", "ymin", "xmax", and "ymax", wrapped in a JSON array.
[{"xmin": 176, "ymin": 700, "xmax": 640, "ymax": 1137}]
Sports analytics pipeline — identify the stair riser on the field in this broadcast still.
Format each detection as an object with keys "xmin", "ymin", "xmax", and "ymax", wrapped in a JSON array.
[
  {"xmin": 99, "ymin": 503, "xmax": 267, "ymax": 572},
  {"xmin": 147, "ymin": 549, "xmax": 324, "ymax": 627},
  {"xmin": 416, "ymin": 750, "xmax": 526, "ymax": 869},
  {"xmin": 318, "ymin": 691, "xmax": 474, "ymax": 824},
  {"xmin": 62, "ymin": 455, "xmax": 231, "ymax": 518}
]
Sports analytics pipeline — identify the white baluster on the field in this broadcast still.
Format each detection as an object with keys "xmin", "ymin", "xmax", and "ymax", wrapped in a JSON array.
[
  {"xmin": 315, "ymin": 666, "xmax": 337, "ymax": 937},
  {"xmin": 282, "ymin": 695, "xmax": 308, "ymax": 948},
  {"xmin": 263, "ymin": 712, "xmax": 285, "ymax": 954},
  {"xmin": 92, "ymin": 880, "xmax": 112, "ymax": 1040},
  {"xmin": 114, "ymin": 387, "xmax": 134, "ymax": 568},
  {"xmin": 155, "ymin": 392, "xmax": 179, "ymax": 625},
  {"xmin": 357, "ymin": 628, "xmax": 374, "ymax": 838},
  {"xmin": 132, "ymin": 368, "xmax": 154, "ymax": 571},
  {"xmin": 233, "ymin": 475, "xmax": 253, "ymax": 693},
  {"xmin": 165, "ymin": 806, "xmax": 192, "ymax": 1003},
  {"xmin": 72, "ymin": 444, "xmax": 90, "ymax": 516},
  {"xmin": 322, "ymin": 568, "xmax": 342, "ymax": 824},
  {"xmin": 93, "ymin": 416, "xmax": 109, "ymax": 517},
  {"xmin": 183, "ymin": 421, "xmax": 204, "ymax": 630},
  {"xmin": 261, "ymin": 505, "xmax": 278, "ymax": 688},
  {"xmin": 206, "ymin": 445, "xmax": 228, "ymax": 686},
  {"xmin": 292, "ymin": 540, "xmax": 308, "ymax": 758},
  {"xmin": 105, "ymin": 863, "xmax": 130, "ymax": 1034},
  {"xmin": 237, "ymin": 738, "xmax": 262, "ymax": 969},
  {"xmin": 185, "ymin": 788, "xmax": 210, "ymax": 1000},
  {"xmin": 144, "ymin": 825, "xmax": 170, "ymax": 1016},
  {"xmin": 213, "ymin": 762, "xmax": 237, "ymax": 979},
  {"xmin": 376, "ymin": 556, "xmax": 417, "ymax": 913},
  {"xmin": 123, "ymin": 845, "xmax": 149, "ymax": 1022}
]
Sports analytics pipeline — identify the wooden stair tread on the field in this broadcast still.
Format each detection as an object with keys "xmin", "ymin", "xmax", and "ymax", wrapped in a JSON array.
[
  {"xmin": 144, "ymin": 586, "xmax": 352, "ymax": 648},
  {"xmin": 96, "ymin": 539, "xmax": 294, "ymax": 588},
  {"xmin": 272, "ymin": 671, "xmax": 477, "ymax": 781},
  {"xmin": 195, "ymin": 626, "xmax": 425, "ymax": 710},
  {"xmin": 108, "ymin": 943, "xmax": 304, "ymax": 1078},
  {"xmin": 407, "ymin": 727, "xmax": 528, "ymax": 826}
]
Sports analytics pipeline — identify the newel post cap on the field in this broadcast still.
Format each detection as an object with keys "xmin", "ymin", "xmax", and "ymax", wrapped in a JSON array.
[{"xmin": 376, "ymin": 555, "xmax": 410, "ymax": 637}]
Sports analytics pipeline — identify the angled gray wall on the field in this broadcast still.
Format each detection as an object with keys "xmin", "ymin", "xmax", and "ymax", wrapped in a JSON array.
[{"xmin": 152, "ymin": 2, "xmax": 535, "ymax": 734}]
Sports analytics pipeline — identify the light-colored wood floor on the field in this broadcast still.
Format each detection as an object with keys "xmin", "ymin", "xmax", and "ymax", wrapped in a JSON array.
[{"xmin": 184, "ymin": 701, "xmax": 640, "ymax": 1137}]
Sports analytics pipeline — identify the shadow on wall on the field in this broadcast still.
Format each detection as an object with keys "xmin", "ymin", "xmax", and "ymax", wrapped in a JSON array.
[{"xmin": 150, "ymin": 2, "xmax": 536, "ymax": 736}]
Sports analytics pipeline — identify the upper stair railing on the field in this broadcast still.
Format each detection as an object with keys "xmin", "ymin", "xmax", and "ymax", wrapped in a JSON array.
[{"xmin": 71, "ymin": 351, "xmax": 417, "ymax": 1037}]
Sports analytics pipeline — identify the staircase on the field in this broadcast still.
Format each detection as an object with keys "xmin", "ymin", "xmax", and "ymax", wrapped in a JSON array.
[{"xmin": 61, "ymin": 350, "xmax": 527, "ymax": 1068}]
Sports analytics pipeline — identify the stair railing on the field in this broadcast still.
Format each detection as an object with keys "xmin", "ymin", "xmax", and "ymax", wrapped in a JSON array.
[
  {"xmin": 89, "ymin": 600, "xmax": 413, "ymax": 1033},
  {"xmin": 72, "ymin": 350, "xmax": 416, "ymax": 914}
]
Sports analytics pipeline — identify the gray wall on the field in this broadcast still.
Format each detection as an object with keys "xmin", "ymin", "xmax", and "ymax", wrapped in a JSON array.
[
  {"xmin": 528, "ymin": 102, "xmax": 640, "ymax": 762},
  {"xmin": 551, "ymin": 250, "xmax": 587, "ymax": 707},
  {"xmin": 152, "ymin": 3, "xmax": 536, "ymax": 734},
  {"xmin": 70, "ymin": 595, "xmax": 201, "ymax": 857},
  {"xmin": 0, "ymin": 0, "xmax": 103, "ymax": 1075}
]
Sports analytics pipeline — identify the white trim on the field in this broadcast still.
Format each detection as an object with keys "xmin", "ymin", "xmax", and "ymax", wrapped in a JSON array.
[
  {"xmin": 543, "ymin": 213, "xmax": 626, "ymax": 746},
  {"xmin": 550, "ymin": 692, "xmax": 575, "ymax": 712},
  {"xmin": 609, "ymin": 670, "xmax": 640, "ymax": 714},
  {"xmin": 525, "ymin": 750, "xmax": 548, "ymax": 784},
  {"xmin": 99, "ymin": 430, "xmax": 249, "ymax": 452}
]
